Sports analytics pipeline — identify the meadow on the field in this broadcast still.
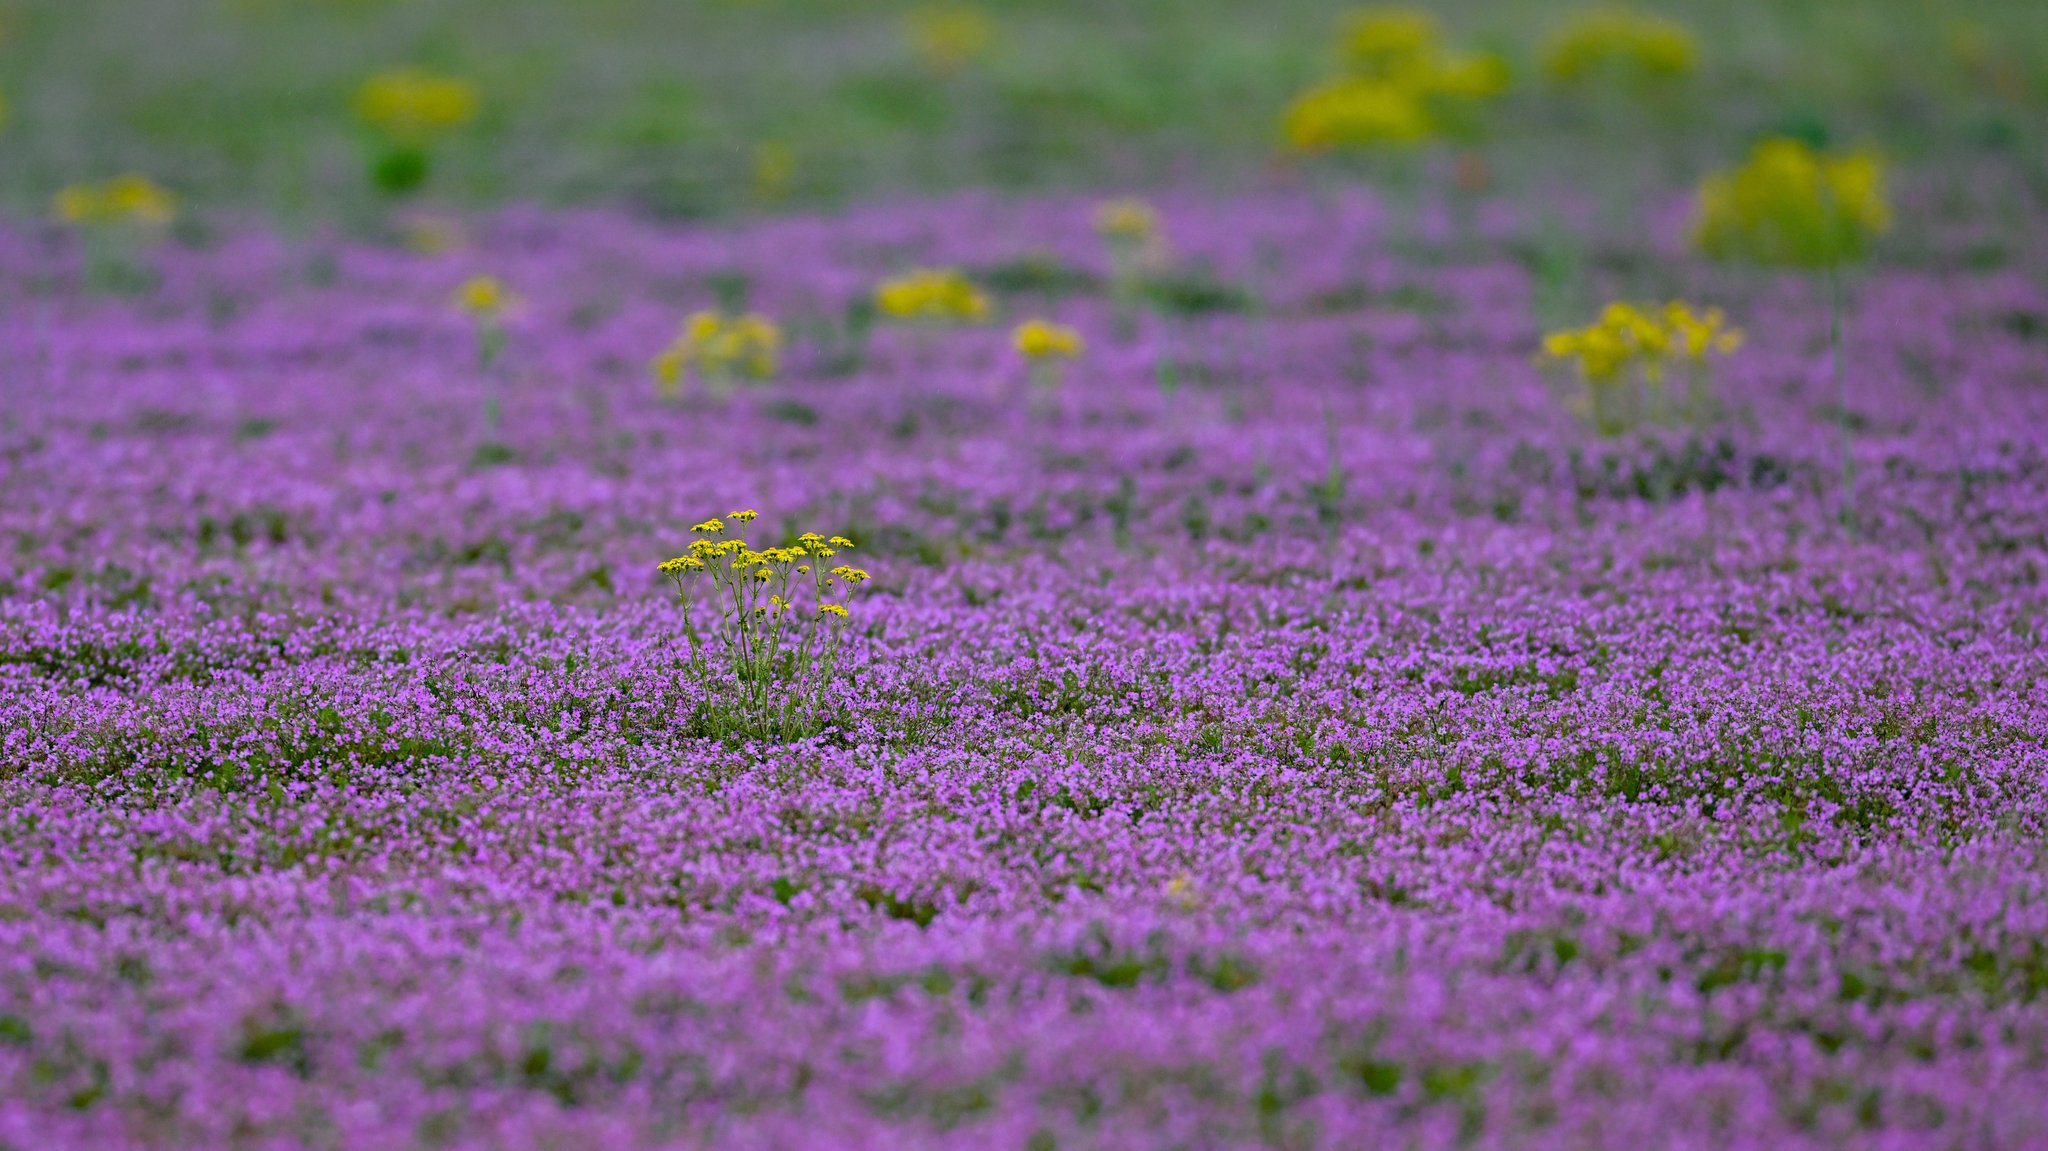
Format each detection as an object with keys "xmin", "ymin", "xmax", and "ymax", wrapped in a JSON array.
[{"xmin": 1, "ymin": 1, "xmax": 2047, "ymax": 1148}]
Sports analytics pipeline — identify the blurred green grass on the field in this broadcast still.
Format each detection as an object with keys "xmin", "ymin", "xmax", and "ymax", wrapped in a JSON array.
[{"xmin": 0, "ymin": 0, "xmax": 2041, "ymax": 221}]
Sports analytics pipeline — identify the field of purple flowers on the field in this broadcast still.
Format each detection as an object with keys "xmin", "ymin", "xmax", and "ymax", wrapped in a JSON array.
[{"xmin": 0, "ymin": 180, "xmax": 2045, "ymax": 1151}]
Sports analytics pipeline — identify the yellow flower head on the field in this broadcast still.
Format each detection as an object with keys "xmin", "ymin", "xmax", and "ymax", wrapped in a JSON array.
[
  {"xmin": 658, "ymin": 556, "xmax": 706, "ymax": 576},
  {"xmin": 829, "ymin": 536, "xmax": 856, "ymax": 549},
  {"xmin": 1093, "ymin": 198, "xmax": 1160, "ymax": 244},
  {"xmin": 452, "ymin": 275, "xmax": 516, "ymax": 322},
  {"xmin": 1544, "ymin": 300, "xmax": 1743, "ymax": 382},
  {"xmin": 831, "ymin": 565, "xmax": 871, "ymax": 584},
  {"xmin": 1013, "ymin": 319, "xmax": 1085, "ymax": 361},
  {"xmin": 1283, "ymin": 79, "xmax": 1432, "ymax": 151},
  {"xmin": 692, "ymin": 518, "xmax": 726, "ymax": 535},
  {"xmin": 729, "ymin": 509, "xmax": 759, "ymax": 523},
  {"xmin": 875, "ymin": 268, "xmax": 991, "ymax": 323},
  {"xmin": 656, "ymin": 312, "xmax": 782, "ymax": 395},
  {"xmin": 1544, "ymin": 9, "xmax": 1699, "ymax": 85},
  {"xmin": 54, "ymin": 174, "xmax": 179, "ymax": 228},
  {"xmin": 1693, "ymin": 138, "xmax": 1891, "ymax": 269},
  {"xmin": 905, "ymin": 3, "xmax": 994, "ymax": 74},
  {"xmin": 1662, "ymin": 303, "xmax": 1744, "ymax": 361},
  {"xmin": 819, "ymin": 603, "xmax": 850, "ymax": 618},
  {"xmin": 1340, "ymin": 8, "xmax": 1442, "ymax": 83},
  {"xmin": 357, "ymin": 68, "xmax": 480, "ymax": 144}
]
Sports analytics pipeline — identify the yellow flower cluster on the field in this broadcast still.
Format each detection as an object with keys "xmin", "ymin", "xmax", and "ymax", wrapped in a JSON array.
[
  {"xmin": 1693, "ymin": 138, "xmax": 1890, "ymax": 269},
  {"xmin": 1012, "ymin": 319, "xmax": 1084, "ymax": 361},
  {"xmin": 1543, "ymin": 9, "xmax": 1698, "ymax": 84},
  {"xmin": 874, "ymin": 268, "xmax": 991, "ymax": 323},
  {"xmin": 1543, "ymin": 302, "xmax": 1742, "ymax": 383},
  {"xmin": 452, "ymin": 275, "xmax": 517, "ymax": 323},
  {"xmin": 1283, "ymin": 8, "xmax": 1508, "ymax": 151},
  {"xmin": 654, "ymin": 311, "xmax": 781, "ymax": 397},
  {"xmin": 665, "ymin": 515, "xmax": 862, "ymax": 617},
  {"xmin": 356, "ymin": 68, "xmax": 481, "ymax": 144},
  {"xmin": 904, "ymin": 3, "xmax": 994, "ymax": 74},
  {"xmin": 53, "ymin": 175, "xmax": 179, "ymax": 227}
]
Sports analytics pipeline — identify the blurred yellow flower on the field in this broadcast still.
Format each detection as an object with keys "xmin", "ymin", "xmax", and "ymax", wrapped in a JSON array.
[
  {"xmin": 1012, "ymin": 319, "xmax": 1084, "ymax": 360},
  {"xmin": 655, "ymin": 311, "xmax": 781, "ymax": 397},
  {"xmin": 357, "ymin": 68, "xmax": 481, "ymax": 144},
  {"xmin": 1544, "ymin": 9, "xmax": 1698, "ymax": 85},
  {"xmin": 752, "ymin": 140, "xmax": 796, "ymax": 204},
  {"xmin": 905, "ymin": 4, "xmax": 994, "ymax": 75},
  {"xmin": 1092, "ymin": 198, "xmax": 1159, "ymax": 245},
  {"xmin": 1543, "ymin": 300, "xmax": 1740, "ymax": 382},
  {"xmin": 1662, "ymin": 302, "xmax": 1743, "ymax": 361},
  {"xmin": 1693, "ymin": 138, "xmax": 1890, "ymax": 269},
  {"xmin": 874, "ymin": 268, "xmax": 991, "ymax": 323},
  {"xmin": 1340, "ymin": 8, "xmax": 1441, "ymax": 83},
  {"xmin": 452, "ymin": 275, "xmax": 517, "ymax": 323},
  {"xmin": 54, "ymin": 174, "xmax": 179, "ymax": 227},
  {"xmin": 1283, "ymin": 79, "xmax": 1432, "ymax": 151}
]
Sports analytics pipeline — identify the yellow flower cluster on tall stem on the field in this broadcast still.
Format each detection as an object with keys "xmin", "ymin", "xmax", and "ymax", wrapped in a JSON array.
[
  {"xmin": 1013, "ymin": 319, "xmax": 1084, "ymax": 407},
  {"xmin": 1093, "ymin": 198, "xmax": 1165, "ymax": 334},
  {"xmin": 659, "ymin": 511, "xmax": 867, "ymax": 739},
  {"xmin": 53, "ymin": 175, "xmax": 179, "ymax": 291},
  {"xmin": 1543, "ymin": 9, "xmax": 1698, "ymax": 87},
  {"xmin": 356, "ymin": 68, "xmax": 481, "ymax": 197},
  {"xmin": 1693, "ymin": 137, "xmax": 1890, "ymax": 526},
  {"xmin": 653, "ymin": 311, "xmax": 781, "ymax": 400},
  {"xmin": 1282, "ymin": 8, "xmax": 1508, "ymax": 153},
  {"xmin": 452, "ymin": 275, "xmax": 519, "ymax": 431},
  {"xmin": 1542, "ymin": 301, "xmax": 1742, "ymax": 434}
]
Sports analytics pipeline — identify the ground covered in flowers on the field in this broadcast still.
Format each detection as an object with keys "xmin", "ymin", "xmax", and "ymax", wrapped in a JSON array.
[{"xmin": 1, "ymin": 190, "xmax": 2046, "ymax": 1149}]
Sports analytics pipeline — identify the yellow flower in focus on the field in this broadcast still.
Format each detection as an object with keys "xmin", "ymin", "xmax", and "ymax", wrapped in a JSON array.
[
  {"xmin": 53, "ymin": 174, "xmax": 179, "ymax": 228},
  {"xmin": 1693, "ymin": 138, "xmax": 1890, "ymax": 269},
  {"xmin": 356, "ymin": 68, "xmax": 480, "ymax": 144},
  {"xmin": 1012, "ymin": 319, "xmax": 1084, "ymax": 361},
  {"xmin": 452, "ymin": 275, "xmax": 516, "ymax": 323},
  {"xmin": 1283, "ymin": 79, "xmax": 1433, "ymax": 151},
  {"xmin": 905, "ymin": 3, "xmax": 994, "ymax": 74},
  {"xmin": 874, "ymin": 268, "xmax": 991, "ymax": 323},
  {"xmin": 1544, "ymin": 9, "xmax": 1698, "ymax": 85},
  {"xmin": 819, "ymin": 603, "xmax": 850, "ymax": 619}
]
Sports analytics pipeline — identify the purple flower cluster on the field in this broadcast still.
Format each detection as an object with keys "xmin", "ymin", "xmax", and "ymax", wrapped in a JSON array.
[{"xmin": 0, "ymin": 188, "xmax": 2045, "ymax": 1149}]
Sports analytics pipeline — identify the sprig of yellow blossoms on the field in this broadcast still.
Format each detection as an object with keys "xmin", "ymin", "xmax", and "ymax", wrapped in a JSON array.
[
  {"xmin": 54, "ymin": 175, "xmax": 178, "ymax": 228},
  {"xmin": 654, "ymin": 311, "xmax": 781, "ymax": 399},
  {"xmin": 1283, "ymin": 8, "xmax": 1509, "ymax": 151},
  {"xmin": 1543, "ymin": 302, "xmax": 1743, "ymax": 433},
  {"xmin": 1543, "ymin": 9, "xmax": 1698, "ymax": 85},
  {"xmin": 875, "ymin": 268, "xmax": 991, "ymax": 323},
  {"xmin": 1693, "ymin": 138, "xmax": 1891, "ymax": 270}
]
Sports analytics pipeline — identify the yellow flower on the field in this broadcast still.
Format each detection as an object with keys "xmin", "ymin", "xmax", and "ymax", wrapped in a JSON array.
[
  {"xmin": 452, "ymin": 275, "xmax": 516, "ymax": 322},
  {"xmin": 831, "ymin": 565, "xmax": 870, "ymax": 584},
  {"xmin": 656, "ymin": 312, "xmax": 781, "ymax": 395},
  {"xmin": 819, "ymin": 603, "xmax": 850, "ymax": 618},
  {"xmin": 1544, "ymin": 9, "xmax": 1698, "ymax": 85},
  {"xmin": 1662, "ymin": 303, "xmax": 1744, "ymax": 361},
  {"xmin": 729, "ymin": 509, "xmax": 759, "ymax": 523},
  {"xmin": 1340, "ymin": 8, "xmax": 1442, "ymax": 84},
  {"xmin": 692, "ymin": 518, "xmax": 726, "ymax": 535},
  {"xmin": 905, "ymin": 3, "xmax": 994, "ymax": 74},
  {"xmin": 829, "ymin": 536, "xmax": 855, "ymax": 549},
  {"xmin": 356, "ymin": 68, "xmax": 480, "ymax": 144},
  {"xmin": 874, "ymin": 268, "xmax": 991, "ymax": 323},
  {"xmin": 53, "ymin": 174, "xmax": 178, "ymax": 227},
  {"xmin": 1012, "ymin": 319, "xmax": 1084, "ymax": 361},
  {"xmin": 1093, "ymin": 198, "xmax": 1159, "ymax": 244},
  {"xmin": 1693, "ymin": 138, "xmax": 1890, "ymax": 269},
  {"xmin": 1283, "ymin": 78, "xmax": 1433, "ymax": 151},
  {"xmin": 659, "ymin": 556, "xmax": 706, "ymax": 576},
  {"xmin": 1544, "ymin": 300, "xmax": 1743, "ymax": 383}
]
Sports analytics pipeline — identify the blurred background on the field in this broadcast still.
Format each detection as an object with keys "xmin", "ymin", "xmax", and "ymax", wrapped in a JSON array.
[{"xmin": 0, "ymin": 0, "xmax": 2041, "ymax": 227}]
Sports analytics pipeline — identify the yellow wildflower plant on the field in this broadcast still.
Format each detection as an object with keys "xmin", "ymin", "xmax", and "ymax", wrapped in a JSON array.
[
  {"xmin": 660, "ymin": 517, "xmax": 863, "ymax": 739},
  {"xmin": 1013, "ymin": 319, "xmax": 1084, "ymax": 361},
  {"xmin": 1339, "ymin": 8, "xmax": 1442, "ymax": 84},
  {"xmin": 1544, "ymin": 9, "xmax": 1698, "ymax": 85},
  {"xmin": 452, "ymin": 275, "xmax": 518, "ymax": 324},
  {"xmin": 1542, "ymin": 301, "xmax": 1743, "ymax": 432},
  {"xmin": 54, "ymin": 174, "xmax": 179, "ymax": 228},
  {"xmin": 1283, "ymin": 78, "xmax": 1433, "ymax": 151},
  {"xmin": 874, "ymin": 268, "xmax": 991, "ymax": 324},
  {"xmin": 356, "ymin": 68, "xmax": 481, "ymax": 144},
  {"xmin": 905, "ymin": 3, "xmax": 994, "ymax": 75},
  {"xmin": 654, "ymin": 311, "xmax": 781, "ymax": 399},
  {"xmin": 1285, "ymin": 9, "xmax": 1507, "ymax": 153},
  {"xmin": 1692, "ymin": 138, "xmax": 1890, "ymax": 270}
]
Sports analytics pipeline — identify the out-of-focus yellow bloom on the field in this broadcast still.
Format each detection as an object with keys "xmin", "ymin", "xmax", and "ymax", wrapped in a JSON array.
[
  {"xmin": 1544, "ymin": 9, "xmax": 1698, "ymax": 85},
  {"xmin": 1093, "ymin": 198, "xmax": 1159, "ymax": 245},
  {"xmin": 1012, "ymin": 319, "xmax": 1084, "ymax": 361},
  {"xmin": 357, "ymin": 68, "xmax": 481, "ymax": 144},
  {"xmin": 54, "ymin": 175, "xmax": 179, "ymax": 227},
  {"xmin": 874, "ymin": 268, "xmax": 991, "ymax": 323},
  {"xmin": 1693, "ymin": 138, "xmax": 1890, "ymax": 269},
  {"xmin": 752, "ymin": 140, "xmax": 796, "ymax": 204},
  {"xmin": 452, "ymin": 275, "xmax": 517, "ymax": 322},
  {"xmin": 905, "ymin": 3, "xmax": 994, "ymax": 75},
  {"xmin": 1340, "ymin": 8, "xmax": 1441, "ymax": 83},
  {"xmin": 1283, "ymin": 79, "xmax": 1433, "ymax": 150},
  {"xmin": 1543, "ymin": 300, "xmax": 1741, "ymax": 382},
  {"xmin": 1662, "ymin": 302, "xmax": 1744, "ymax": 361},
  {"xmin": 654, "ymin": 311, "xmax": 781, "ymax": 396}
]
